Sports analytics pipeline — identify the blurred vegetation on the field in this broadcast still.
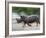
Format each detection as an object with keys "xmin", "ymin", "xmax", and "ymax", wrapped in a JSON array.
[{"xmin": 12, "ymin": 7, "xmax": 40, "ymax": 15}]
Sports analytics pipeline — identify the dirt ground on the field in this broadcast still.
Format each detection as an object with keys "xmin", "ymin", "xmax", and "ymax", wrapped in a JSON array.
[{"xmin": 12, "ymin": 20, "xmax": 40, "ymax": 31}]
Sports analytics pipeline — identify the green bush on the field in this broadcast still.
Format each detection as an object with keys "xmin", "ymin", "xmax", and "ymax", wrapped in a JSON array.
[{"xmin": 12, "ymin": 7, "xmax": 40, "ymax": 15}]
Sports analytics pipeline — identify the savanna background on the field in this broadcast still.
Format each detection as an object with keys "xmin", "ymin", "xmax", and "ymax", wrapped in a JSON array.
[{"xmin": 12, "ymin": 7, "xmax": 40, "ymax": 31}]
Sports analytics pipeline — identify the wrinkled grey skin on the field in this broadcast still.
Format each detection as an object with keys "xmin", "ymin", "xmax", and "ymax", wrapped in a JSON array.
[{"xmin": 16, "ymin": 15, "xmax": 40, "ymax": 27}]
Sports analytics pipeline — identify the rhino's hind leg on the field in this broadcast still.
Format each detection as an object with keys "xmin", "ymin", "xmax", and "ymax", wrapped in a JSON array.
[{"xmin": 36, "ymin": 22, "xmax": 38, "ymax": 27}]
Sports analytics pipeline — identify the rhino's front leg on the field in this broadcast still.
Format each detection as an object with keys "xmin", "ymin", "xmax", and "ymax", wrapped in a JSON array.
[
  {"xmin": 22, "ymin": 22, "xmax": 25, "ymax": 28},
  {"xmin": 27, "ymin": 23, "xmax": 32, "ymax": 26}
]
